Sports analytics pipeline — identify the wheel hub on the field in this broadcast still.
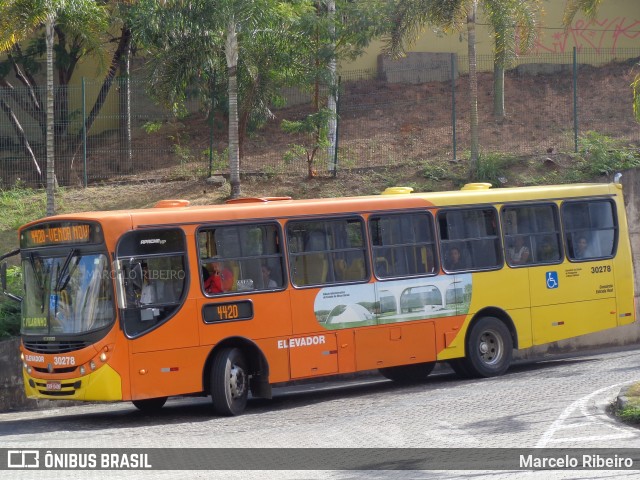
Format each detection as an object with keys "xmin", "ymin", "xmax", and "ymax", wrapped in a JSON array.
[{"xmin": 229, "ymin": 364, "xmax": 247, "ymax": 399}]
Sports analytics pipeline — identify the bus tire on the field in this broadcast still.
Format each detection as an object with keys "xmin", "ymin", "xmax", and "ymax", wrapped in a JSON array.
[
  {"xmin": 464, "ymin": 316, "xmax": 512, "ymax": 378},
  {"xmin": 132, "ymin": 397, "xmax": 167, "ymax": 412},
  {"xmin": 211, "ymin": 347, "xmax": 249, "ymax": 416},
  {"xmin": 378, "ymin": 362, "xmax": 436, "ymax": 383}
]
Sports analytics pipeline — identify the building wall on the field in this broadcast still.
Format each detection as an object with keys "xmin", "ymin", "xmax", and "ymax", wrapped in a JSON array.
[{"xmin": 345, "ymin": 0, "xmax": 640, "ymax": 72}]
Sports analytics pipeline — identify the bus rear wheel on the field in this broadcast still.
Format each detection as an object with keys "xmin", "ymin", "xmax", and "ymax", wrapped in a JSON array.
[
  {"xmin": 210, "ymin": 347, "xmax": 249, "ymax": 416},
  {"xmin": 463, "ymin": 316, "xmax": 512, "ymax": 378},
  {"xmin": 379, "ymin": 362, "xmax": 435, "ymax": 383},
  {"xmin": 132, "ymin": 397, "xmax": 167, "ymax": 412}
]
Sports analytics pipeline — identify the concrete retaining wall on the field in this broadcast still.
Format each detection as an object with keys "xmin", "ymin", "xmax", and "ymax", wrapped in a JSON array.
[
  {"xmin": 0, "ymin": 337, "xmax": 41, "ymax": 411},
  {"xmin": 377, "ymin": 52, "xmax": 457, "ymax": 84}
]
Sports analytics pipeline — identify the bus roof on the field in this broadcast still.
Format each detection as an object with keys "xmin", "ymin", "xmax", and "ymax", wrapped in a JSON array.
[{"xmin": 22, "ymin": 182, "xmax": 619, "ymax": 231}]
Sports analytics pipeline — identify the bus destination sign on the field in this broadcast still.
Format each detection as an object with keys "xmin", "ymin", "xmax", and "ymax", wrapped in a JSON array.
[
  {"xmin": 203, "ymin": 300, "xmax": 253, "ymax": 324},
  {"xmin": 21, "ymin": 222, "xmax": 102, "ymax": 248}
]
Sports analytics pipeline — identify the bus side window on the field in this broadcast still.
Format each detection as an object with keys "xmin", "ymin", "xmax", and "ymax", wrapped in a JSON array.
[
  {"xmin": 200, "ymin": 224, "xmax": 285, "ymax": 293},
  {"xmin": 370, "ymin": 212, "xmax": 437, "ymax": 278},
  {"xmin": 562, "ymin": 200, "xmax": 617, "ymax": 261}
]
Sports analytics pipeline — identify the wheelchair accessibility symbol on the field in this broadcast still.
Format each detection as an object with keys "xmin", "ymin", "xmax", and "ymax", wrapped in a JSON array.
[{"xmin": 546, "ymin": 271, "xmax": 558, "ymax": 289}]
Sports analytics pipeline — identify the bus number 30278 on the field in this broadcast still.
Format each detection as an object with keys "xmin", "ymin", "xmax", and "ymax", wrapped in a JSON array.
[{"xmin": 591, "ymin": 265, "xmax": 612, "ymax": 274}]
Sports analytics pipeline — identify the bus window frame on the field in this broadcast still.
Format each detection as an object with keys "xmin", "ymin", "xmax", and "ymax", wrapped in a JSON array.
[
  {"xmin": 369, "ymin": 210, "xmax": 439, "ymax": 281},
  {"xmin": 115, "ymin": 227, "xmax": 190, "ymax": 339},
  {"xmin": 437, "ymin": 205, "xmax": 504, "ymax": 274},
  {"xmin": 561, "ymin": 197, "xmax": 619, "ymax": 262},
  {"xmin": 286, "ymin": 215, "xmax": 369, "ymax": 288},
  {"xmin": 500, "ymin": 201, "xmax": 564, "ymax": 268},
  {"xmin": 196, "ymin": 220, "xmax": 287, "ymax": 296}
]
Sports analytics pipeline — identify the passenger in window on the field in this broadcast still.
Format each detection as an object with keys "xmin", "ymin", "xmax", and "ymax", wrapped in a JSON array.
[
  {"xmin": 508, "ymin": 236, "xmax": 530, "ymax": 265},
  {"xmin": 261, "ymin": 264, "xmax": 278, "ymax": 289},
  {"xmin": 446, "ymin": 246, "xmax": 468, "ymax": 271},
  {"xmin": 204, "ymin": 258, "xmax": 234, "ymax": 294},
  {"xmin": 575, "ymin": 236, "xmax": 590, "ymax": 259},
  {"xmin": 538, "ymin": 237, "xmax": 557, "ymax": 262}
]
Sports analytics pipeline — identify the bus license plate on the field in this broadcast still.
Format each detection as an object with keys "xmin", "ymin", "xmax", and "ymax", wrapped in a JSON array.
[{"xmin": 46, "ymin": 381, "xmax": 61, "ymax": 391}]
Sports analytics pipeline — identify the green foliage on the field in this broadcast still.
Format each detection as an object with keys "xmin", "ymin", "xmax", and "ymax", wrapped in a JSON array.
[
  {"xmin": 422, "ymin": 162, "xmax": 450, "ymax": 181},
  {"xmin": 617, "ymin": 405, "xmax": 640, "ymax": 423},
  {"xmin": 281, "ymin": 108, "xmax": 333, "ymax": 136},
  {"xmin": 475, "ymin": 152, "xmax": 517, "ymax": 187},
  {"xmin": 0, "ymin": 184, "xmax": 46, "ymax": 230},
  {"xmin": 283, "ymin": 144, "xmax": 309, "ymax": 165},
  {"xmin": 281, "ymin": 108, "xmax": 333, "ymax": 177},
  {"xmin": 202, "ymin": 147, "xmax": 229, "ymax": 173},
  {"xmin": 0, "ymin": 265, "xmax": 22, "ymax": 339},
  {"xmin": 577, "ymin": 131, "xmax": 640, "ymax": 177},
  {"xmin": 142, "ymin": 121, "xmax": 163, "ymax": 134}
]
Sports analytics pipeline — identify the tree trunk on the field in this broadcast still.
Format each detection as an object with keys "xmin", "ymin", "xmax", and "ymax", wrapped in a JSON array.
[
  {"xmin": 45, "ymin": 17, "xmax": 56, "ymax": 216},
  {"xmin": 226, "ymin": 20, "xmax": 241, "ymax": 199},
  {"xmin": 118, "ymin": 27, "xmax": 133, "ymax": 174},
  {"xmin": 0, "ymin": 98, "xmax": 42, "ymax": 182},
  {"xmin": 467, "ymin": 1, "xmax": 479, "ymax": 180},
  {"xmin": 326, "ymin": 0, "xmax": 337, "ymax": 173},
  {"xmin": 493, "ymin": 59, "xmax": 505, "ymax": 120}
]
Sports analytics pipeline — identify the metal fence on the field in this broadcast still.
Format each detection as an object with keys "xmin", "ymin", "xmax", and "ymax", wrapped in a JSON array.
[{"xmin": 1, "ymin": 48, "xmax": 639, "ymax": 188}]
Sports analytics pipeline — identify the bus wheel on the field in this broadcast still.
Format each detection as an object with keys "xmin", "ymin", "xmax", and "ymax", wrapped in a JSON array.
[
  {"xmin": 211, "ymin": 347, "xmax": 249, "ymax": 416},
  {"xmin": 132, "ymin": 397, "xmax": 167, "ymax": 412},
  {"xmin": 378, "ymin": 362, "xmax": 435, "ymax": 383},
  {"xmin": 465, "ymin": 316, "xmax": 512, "ymax": 378}
]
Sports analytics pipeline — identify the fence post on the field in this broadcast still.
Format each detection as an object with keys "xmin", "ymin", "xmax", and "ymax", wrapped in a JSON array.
[
  {"xmin": 573, "ymin": 46, "xmax": 578, "ymax": 153},
  {"xmin": 82, "ymin": 77, "xmax": 87, "ymax": 187},
  {"xmin": 209, "ymin": 72, "xmax": 216, "ymax": 178},
  {"xmin": 332, "ymin": 75, "xmax": 341, "ymax": 177},
  {"xmin": 451, "ymin": 53, "xmax": 457, "ymax": 162}
]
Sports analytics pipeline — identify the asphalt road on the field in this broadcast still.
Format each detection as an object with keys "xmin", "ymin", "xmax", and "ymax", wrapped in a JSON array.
[{"xmin": 2, "ymin": 346, "xmax": 640, "ymax": 479}]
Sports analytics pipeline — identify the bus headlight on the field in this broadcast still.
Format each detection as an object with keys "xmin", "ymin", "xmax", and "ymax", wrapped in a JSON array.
[
  {"xmin": 90, "ymin": 361, "xmax": 96, "ymax": 371},
  {"xmin": 80, "ymin": 366, "xmax": 86, "ymax": 376},
  {"xmin": 99, "ymin": 352, "xmax": 107, "ymax": 362}
]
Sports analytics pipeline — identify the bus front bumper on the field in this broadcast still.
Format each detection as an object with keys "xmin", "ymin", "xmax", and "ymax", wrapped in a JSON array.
[{"xmin": 23, "ymin": 364, "xmax": 123, "ymax": 401}]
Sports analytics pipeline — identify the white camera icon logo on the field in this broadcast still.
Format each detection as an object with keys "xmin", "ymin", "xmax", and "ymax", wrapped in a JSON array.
[{"xmin": 7, "ymin": 450, "xmax": 40, "ymax": 468}]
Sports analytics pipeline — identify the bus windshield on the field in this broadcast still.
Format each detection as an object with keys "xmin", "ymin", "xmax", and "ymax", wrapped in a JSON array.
[{"xmin": 21, "ymin": 252, "xmax": 114, "ymax": 335}]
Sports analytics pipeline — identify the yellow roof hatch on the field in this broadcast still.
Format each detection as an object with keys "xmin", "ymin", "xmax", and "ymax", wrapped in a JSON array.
[
  {"xmin": 381, "ymin": 187, "xmax": 414, "ymax": 195},
  {"xmin": 461, "ymin": 183, "xmax": 492, "ymax": 191}
]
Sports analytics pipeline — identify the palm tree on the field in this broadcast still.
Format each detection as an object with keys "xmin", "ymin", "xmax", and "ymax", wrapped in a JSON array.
[
  {"xmin": 485, "ymin": 0, "xmax": 541, "ymax": 119},
  {"xmin": 132, "ymin": 0, "xmax": 308, "ymax": 198},
  {"xmin": 0, "ymin": 0, "xmax": 108, "ymax": 215},
  {"xmin": 385, "ymin": 0, "xmax": 541, "ymax": 178}
]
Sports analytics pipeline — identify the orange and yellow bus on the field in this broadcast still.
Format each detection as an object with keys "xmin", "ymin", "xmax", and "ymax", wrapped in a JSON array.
[{"xmin": 1, "ymin": 180, "xmax": 635, "ymax": 415}]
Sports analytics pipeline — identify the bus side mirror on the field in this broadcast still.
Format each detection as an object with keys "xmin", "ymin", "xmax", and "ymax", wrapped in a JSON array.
[{"xmin": 1, "ymin": 262, "xmax": 22, "ymax": 303}]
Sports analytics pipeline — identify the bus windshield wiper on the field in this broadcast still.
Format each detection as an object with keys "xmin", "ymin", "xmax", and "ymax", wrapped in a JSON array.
[
  {"xmin": 29, "ymin": 252, "xmax": 46, "ymax": 313},
  {"xmin": 55, "ymin": 249, "xmax": 77, "ymax": 292}
]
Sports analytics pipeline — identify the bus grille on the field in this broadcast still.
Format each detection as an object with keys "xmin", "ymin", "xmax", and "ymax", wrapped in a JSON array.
[
  {"xmin": 23, "ymin": 340, "xmax": 90, "ymax": 354},
  {"xmin": 31, "ymin": 380, "xmax": 81, "ymax": 397}
]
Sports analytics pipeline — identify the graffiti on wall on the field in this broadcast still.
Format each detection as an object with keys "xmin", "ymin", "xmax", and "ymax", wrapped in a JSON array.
[{"xmin": 534, "ymin": 17, "xmax": 640, "ymax": 54}]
